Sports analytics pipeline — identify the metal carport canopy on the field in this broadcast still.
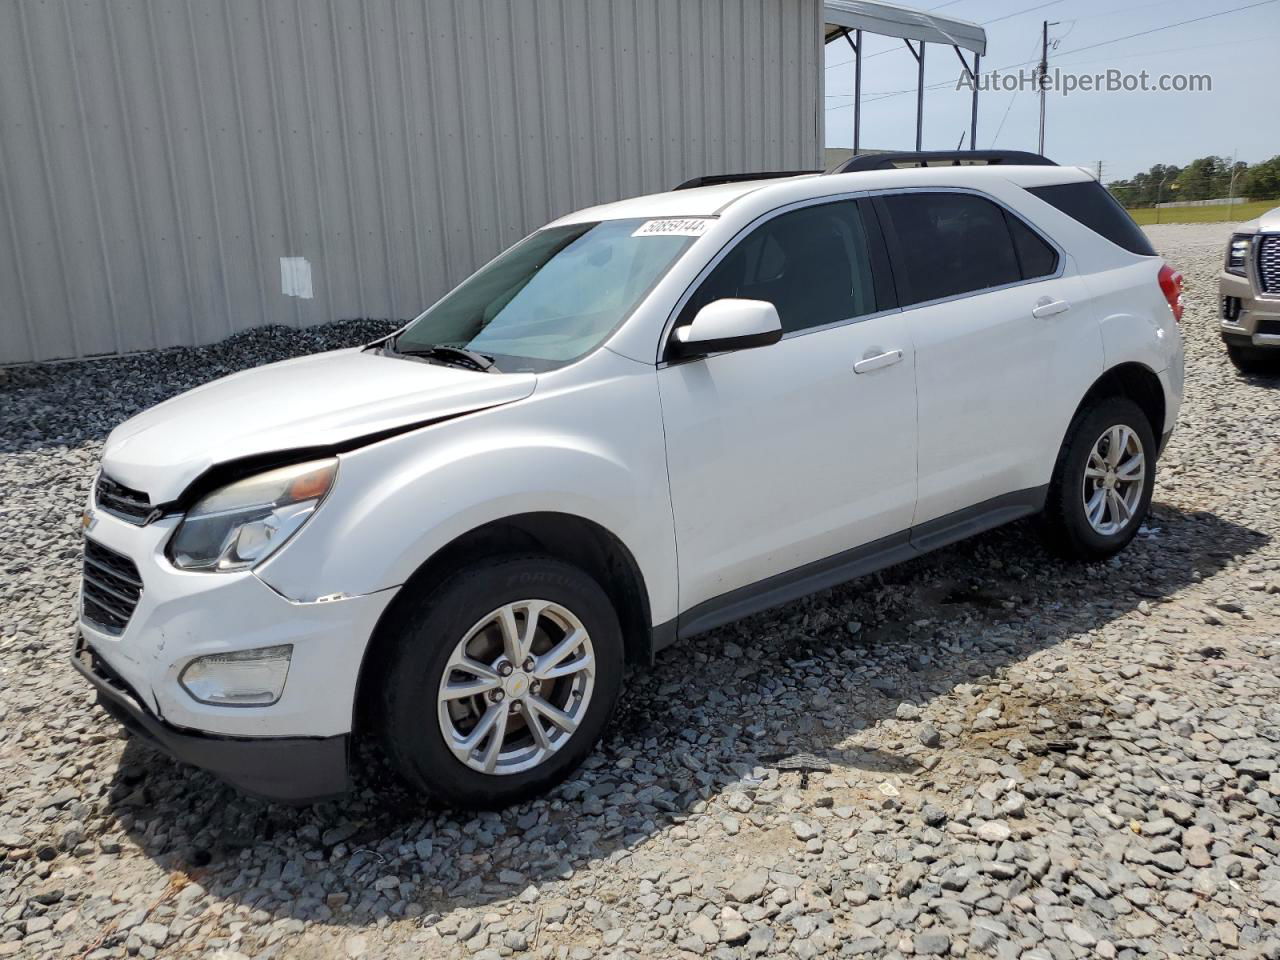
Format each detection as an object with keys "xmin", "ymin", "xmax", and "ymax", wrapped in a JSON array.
[
  {"xmin": 824, "ymin": 0, "xmax": 986, "ymax": 55},
  {"xmin": 824, "ymin": 0, "xmax": 987, "ymax": 155}
]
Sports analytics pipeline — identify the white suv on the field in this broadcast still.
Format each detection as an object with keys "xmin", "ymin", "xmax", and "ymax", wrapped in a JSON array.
[{"xmin": 74, "ymin": 153, "xmax": 1185, "ymax": 807}]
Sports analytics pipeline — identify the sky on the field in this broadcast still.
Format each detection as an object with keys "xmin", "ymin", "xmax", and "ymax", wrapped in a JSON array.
[{"xmin": 822, "ymin": 0, "xmax": 1280, "ymax": 181}]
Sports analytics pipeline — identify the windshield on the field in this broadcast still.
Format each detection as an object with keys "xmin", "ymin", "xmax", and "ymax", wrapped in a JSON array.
[{"xmin": 389, "ymin": 218, "xmax": 699, "ymax": 372}]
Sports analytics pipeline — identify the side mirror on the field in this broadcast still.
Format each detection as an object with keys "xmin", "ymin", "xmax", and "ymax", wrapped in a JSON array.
[{"xmin": 667, "ymin": 298, "xmax": 783, "ymax": 360}]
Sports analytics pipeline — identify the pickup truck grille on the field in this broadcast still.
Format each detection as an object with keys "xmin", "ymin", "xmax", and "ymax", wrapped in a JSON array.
[
  {"xmin": 1260, "ymin": 235, "xmax": 1280, "ymax": 294},
  {"xmin": 82, "ymin": 539, "xmax": 143, "ymax": 635},
  {"xmin": 95, "ymin": 474, "xmax": 153, "ymax": 525}
]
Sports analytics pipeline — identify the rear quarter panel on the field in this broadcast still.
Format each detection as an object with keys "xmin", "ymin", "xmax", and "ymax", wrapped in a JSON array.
[
  {"xmin": 1006, "ymin": 182, "xmax": 1183, "ymax": 436},
  {"xmin": 1081, "ymin": 259, "xmax": 1184, "ymax": 434}
]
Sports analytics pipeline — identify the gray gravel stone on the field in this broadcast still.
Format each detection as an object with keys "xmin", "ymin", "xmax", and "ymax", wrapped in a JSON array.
[
  {"xmin": 728, "ymin": 871, "xmax": 770, "ymax": 904},
  {"xmin": 915, "ymin": 931, "xmax": 952, "ymax": 955}
]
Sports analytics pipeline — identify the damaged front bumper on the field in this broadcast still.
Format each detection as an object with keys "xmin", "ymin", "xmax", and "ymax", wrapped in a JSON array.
[{"xmin": 73, "ymin": 637, "xmax": 349, "ymax": 802}]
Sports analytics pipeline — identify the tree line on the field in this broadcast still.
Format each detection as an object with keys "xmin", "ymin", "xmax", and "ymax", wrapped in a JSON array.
[{"xmin": 1107, "ymin": 155, "xmax": 1280, "ymax": 207}]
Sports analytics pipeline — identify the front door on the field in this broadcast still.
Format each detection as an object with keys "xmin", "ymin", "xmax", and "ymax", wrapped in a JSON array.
[{"xmin": 657, "ymin": 198, "xmax": 917, "ymax": 617}]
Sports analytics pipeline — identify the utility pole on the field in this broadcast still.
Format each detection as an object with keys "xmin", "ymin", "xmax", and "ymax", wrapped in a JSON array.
[
  {"xmin": 1037, "ymin": 20, "xmax": 1059, "ymax": 155},
  {"xmin": 1228, "ymin": 148, "xmax": 1239, "ymax": 212}
]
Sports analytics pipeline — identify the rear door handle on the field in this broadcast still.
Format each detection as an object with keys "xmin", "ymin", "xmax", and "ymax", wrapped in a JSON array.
[
  {"xmin": 1032, "ymin": 297, "xmax": 1071, "ymax": 319},
  {"xmin": 853, "ymin": 349, "xmax": 904, "ymax": 374}
]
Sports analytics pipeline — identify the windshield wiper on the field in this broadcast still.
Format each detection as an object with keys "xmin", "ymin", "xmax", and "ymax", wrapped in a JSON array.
[{"xmin": 388, "ymin": 342, "xmax": 496, "ymax": 372}]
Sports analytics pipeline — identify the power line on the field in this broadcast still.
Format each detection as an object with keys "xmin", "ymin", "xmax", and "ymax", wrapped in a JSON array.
[
  {"xmin": 825, "ymin": 0, "xmax": 1279, "ymax": 105},
  {"xmin": 985, "ymin": 0, "xmax": 1064, "ymax": 26},
  {"xmin": 989, "ymin": 34, "xmax": 1043, "ymax": 146},
  {"xmin": 1052, "ymin": 0, "xmax": 1178, "ymax": 22},
  {"xmin": 1057, "ymin": 0, "xmax": 1278, "ymax": 58},
  {"xmin": 1049, "ymin": 32, "xmax": 1280, "ymax": 70}
]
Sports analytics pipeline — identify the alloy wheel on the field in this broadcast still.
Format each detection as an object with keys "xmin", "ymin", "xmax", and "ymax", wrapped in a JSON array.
[
  {"xmin": 1081, "ymin": 424, "xmax": 1145, "ymax": 536},
  {"xmin": 436, "ymin": 599, "xmax": 595, "ymax": 775}
]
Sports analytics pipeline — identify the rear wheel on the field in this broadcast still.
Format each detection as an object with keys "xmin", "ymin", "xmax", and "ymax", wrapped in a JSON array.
[
  {"xmin": 1226, "ymin": 342, "xmax": 1280, "ymax": 375},
  {"xmin": 376, "ymin": 556, "xmax": 624, "ymax": 808},
  {"xmin": 1041, "ymin": 396, "xmax": 1155, "ymax": 561}
]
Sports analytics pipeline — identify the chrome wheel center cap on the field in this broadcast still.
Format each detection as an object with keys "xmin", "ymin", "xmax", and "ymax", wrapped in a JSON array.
[{"xmin": 504, "ymin": 673, "xmax": 531, "ymax": 698}]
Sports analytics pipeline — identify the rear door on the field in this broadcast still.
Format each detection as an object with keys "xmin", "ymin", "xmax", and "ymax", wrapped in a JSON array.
[
  {"xmin": 658, "ymin": 198, "xmax": 918, "ymax": 618},
  {"xmin": 873, "ymin": 189, "xmax": 1103, "ymax": 528}
]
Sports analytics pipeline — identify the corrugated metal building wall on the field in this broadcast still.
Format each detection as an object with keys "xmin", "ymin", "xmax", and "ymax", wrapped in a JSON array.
[{"xmin": 0, "ymin": 0, "xmax": 823, "ymax": 365}]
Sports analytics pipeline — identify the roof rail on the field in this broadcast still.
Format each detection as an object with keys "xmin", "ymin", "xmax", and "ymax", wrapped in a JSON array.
[
  {"xmin": 674, "ymin": 170, "xmax": 821, "ymax": 191},
  {"xmin": 829, "ymin": 150, "xmax": 1055, "ymax": 174}
]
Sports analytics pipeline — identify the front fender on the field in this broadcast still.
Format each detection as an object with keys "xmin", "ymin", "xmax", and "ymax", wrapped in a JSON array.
[{"xmin": 255, "ymin": 362, "xmax": 678, "ymax": 626}]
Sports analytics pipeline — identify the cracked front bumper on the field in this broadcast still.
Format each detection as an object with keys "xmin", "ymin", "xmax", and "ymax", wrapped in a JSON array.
[
  {"xmin": 73, "ymin": 637, "xmax": 349, "ymax": 802},
  {"xmin": 72, "ymin": 496, "xmax": 401, "ymax": 800}
]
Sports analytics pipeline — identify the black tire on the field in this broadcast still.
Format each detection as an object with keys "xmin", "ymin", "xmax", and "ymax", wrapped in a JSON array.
[
  {"xmin": 376, "ymin": 555, "xmax": 624, "ymax": 809},
  {"xmin": 1226, "ymin": 343, "xmax": 1280, "ymax": 376},
  {"xmin": 1041, "ymin": 395, "xmax": 1156, "ymax": 562}
]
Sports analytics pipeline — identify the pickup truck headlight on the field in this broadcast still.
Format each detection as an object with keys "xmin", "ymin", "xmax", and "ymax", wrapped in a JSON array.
[
  {"xmin": 169, "ymin": 459, "xmax": 337, "ymax": 571},
  {"xmin": 1225, "ymin": 234, "xmax": 1251, "ymax": 276}
]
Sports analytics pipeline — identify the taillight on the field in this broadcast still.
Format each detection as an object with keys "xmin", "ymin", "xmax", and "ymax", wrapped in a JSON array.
[{"xmin": 1158, "ymin": 263, "xmax": 1184, "ymax": 323}]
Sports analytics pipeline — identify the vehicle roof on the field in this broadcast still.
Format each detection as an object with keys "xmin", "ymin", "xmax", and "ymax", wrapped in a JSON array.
[
  {"xmin": 552, "ymin": 177, "xmax": 812, "ymax": 222},
  {"xmin": 550, "ymin": 164, "xmax": 1094, "ymax": 226}
]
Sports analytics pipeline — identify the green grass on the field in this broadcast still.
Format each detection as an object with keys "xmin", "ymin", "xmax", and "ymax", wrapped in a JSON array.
[{"xmin": 1126, "ymin": 199, "xmax": 1273, "ymax": 226}]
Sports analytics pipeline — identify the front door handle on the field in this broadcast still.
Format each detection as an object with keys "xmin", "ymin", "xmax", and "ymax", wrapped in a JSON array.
[
  {"xmin": 1032, "ymin": 296, "xmax": 1071, "ymax": 319},
  {"xmin": 853, "ymin": 349, "xmax": 904, "ymax": 374}
]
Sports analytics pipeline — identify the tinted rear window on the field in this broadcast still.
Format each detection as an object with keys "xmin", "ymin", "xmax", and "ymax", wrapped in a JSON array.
[
  {"xmin": 1028, "ymin": 181, "xmax": 1156, "ymax": 257},
  {"xmin": 876, "ymin": 192, "xmax": 1021, "ymax": 306}
]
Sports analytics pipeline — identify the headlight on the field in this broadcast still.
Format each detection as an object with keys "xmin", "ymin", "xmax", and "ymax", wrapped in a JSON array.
[
  {"xmin": 168, "ymin": 459, "xmax": 337, "ymax": 571},
  {"xmin": 1225, "ymin": 234, "xmax": 1250, "ymax": 276},
  {"xmin": 179, "ymin": 645, "xmax": 293, "ymax": 706}
]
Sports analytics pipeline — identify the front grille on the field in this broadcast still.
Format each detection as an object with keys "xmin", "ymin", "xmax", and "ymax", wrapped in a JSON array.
[
  {"xmin": 95, "ymin": 474, "xmax": 152, "ymax": 525},
  {"xmin": 82, "ymin": 539, "xmax": 143, "ymax": 635},
  {"xmin": 1260, "ymin": 235, "xmax": 1280, "ymax": 294},
  {"xmin": 1257, "ymin": 318, "xmax": 1280, "ymax": 337}
]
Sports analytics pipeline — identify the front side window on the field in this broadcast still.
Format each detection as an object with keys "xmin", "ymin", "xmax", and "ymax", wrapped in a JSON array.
[
  {"xmin": 391, "ymin": 219, "xmax": 696, "ymax": 372},
  {"xmin": 876, "ymin": 192, "xmax": 1023, "ymax": 306},
  {"xmin": 678, "ymin": 200, "xmax": 879, "ymax": 335}
]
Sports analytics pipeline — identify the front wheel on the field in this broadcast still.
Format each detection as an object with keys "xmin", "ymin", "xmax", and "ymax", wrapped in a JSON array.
[
  {"xmin": 1041, "ymin": 396, "xmax": 1155, "ymax": 561},
  {"xmin": 376, "ymin": 556, "xmax": 624, "ymax": 808}
]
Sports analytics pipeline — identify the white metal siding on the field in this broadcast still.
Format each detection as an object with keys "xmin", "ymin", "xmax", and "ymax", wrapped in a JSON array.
[{"xmin": 0, "ymin": 0, "xmax": 823, "ymax": 364}]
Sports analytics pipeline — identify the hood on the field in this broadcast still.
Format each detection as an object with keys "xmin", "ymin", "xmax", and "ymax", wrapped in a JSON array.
[
  {"xmin": 100, "ymin": 347, "xmax": 536, "ymax": 502},
  {"xmin": 1259, "ymin": 206, "xmax": 1280, "ymax": 233},
  {"xmin": 1237, "ymin": 206, "xmax": 1280, "ymax": 235}
]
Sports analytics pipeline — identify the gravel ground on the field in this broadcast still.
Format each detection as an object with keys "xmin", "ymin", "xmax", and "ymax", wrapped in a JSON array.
[{"xmin": 2, "ymin": 221, "xmax": 1279, "ymax": 960}]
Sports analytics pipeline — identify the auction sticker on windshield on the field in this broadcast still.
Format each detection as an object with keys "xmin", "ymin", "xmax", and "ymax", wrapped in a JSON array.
[{"xmin": 632, "ymin": 218, "xmax": 713, "ymax": 238}]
